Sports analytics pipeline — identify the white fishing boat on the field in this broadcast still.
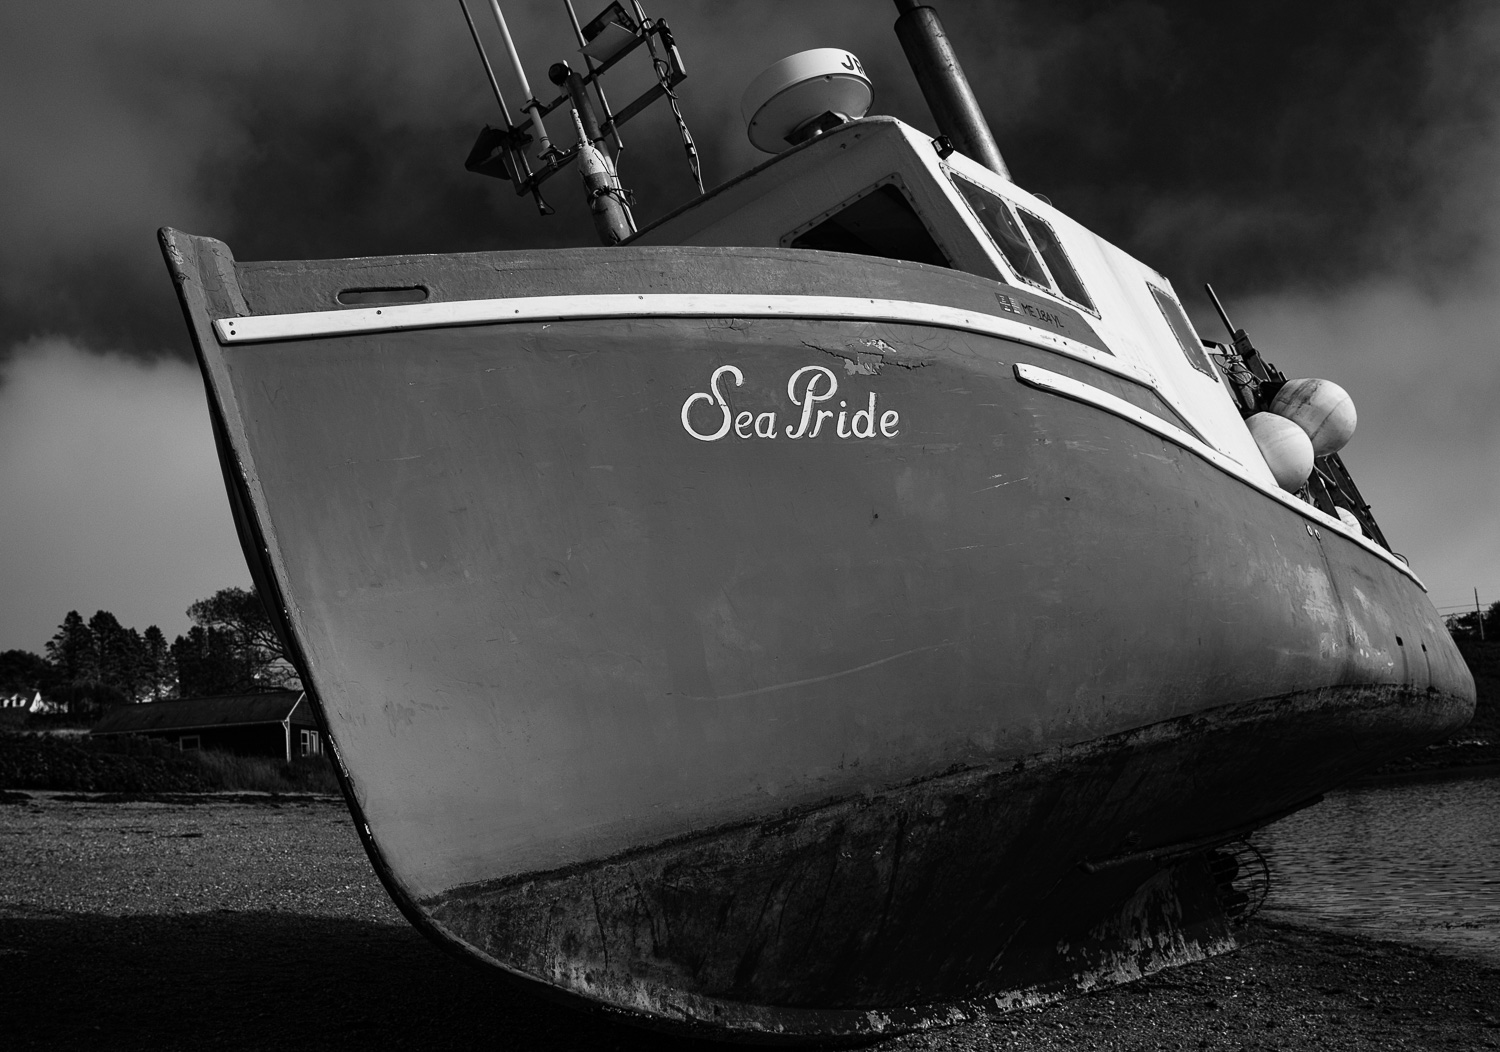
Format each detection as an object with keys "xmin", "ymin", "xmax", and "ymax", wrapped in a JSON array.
[{"xmin": 160, "ymin": 0, "xmax": 1474, "ymax": 1039}]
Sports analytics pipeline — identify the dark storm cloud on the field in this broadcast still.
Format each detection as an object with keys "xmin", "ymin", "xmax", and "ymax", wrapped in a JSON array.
[
  {"xmin": 2, "ymin": 0, "xmax": 1498, "ymax": 647},
  {"xmin": 955, "ymin": 1, "xmax": 1483, "ymax": 296},
  {"xmin": 0, "ymin": 0, "xmax": 1491, "ymax": 363},
  {"xmin": 0, "ymin": 1, "xmax": 493, "ymax": 360}
]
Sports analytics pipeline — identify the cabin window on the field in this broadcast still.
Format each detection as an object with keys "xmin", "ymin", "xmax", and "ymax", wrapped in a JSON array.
[
  {"xmin": 179, "ymin": 735, "xmax": 200, "ymax": 751},
  {"xmin": 950, "ymin": 175, "xmax": 1048, "ymax": 287},
  {"xmin": 784, "ymin": 181, "xmax": 950, "ymax": 269},
  {"xmin": 1148, "ymin": 284, "xmax": 1218, "ymax": 380},
  {"xmin": 299, "ymin": 729, "xmax": 321, "ymax": 756},
  {"xmin": 1017, "ymin": 210, "xmax": 1096, "ymax": 313}
]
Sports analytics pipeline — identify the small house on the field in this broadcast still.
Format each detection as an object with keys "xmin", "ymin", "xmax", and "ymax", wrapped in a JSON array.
[{"xmin": 90, "ymin": 690, "xmax": 323, "ymax": 762}]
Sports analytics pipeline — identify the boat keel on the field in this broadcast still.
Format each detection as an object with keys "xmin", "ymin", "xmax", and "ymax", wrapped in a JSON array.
[{"xmin": 419, "ymin": 683, "xmax": 1465, "ymax": 1041}]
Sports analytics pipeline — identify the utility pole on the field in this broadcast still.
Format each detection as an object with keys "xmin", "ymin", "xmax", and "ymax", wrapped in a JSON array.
[{"xmin": 1478, "ymin": 588, "xmax": 1486, "ymax": 641}]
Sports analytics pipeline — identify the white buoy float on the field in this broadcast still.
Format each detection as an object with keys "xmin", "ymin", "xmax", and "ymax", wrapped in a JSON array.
[
  {"xmin": 1335, "ymin": 507, "xmax": 1363, "ymax": 533},
  {"xmin": 1247, "ymin": 412, "xmax": 1315, "ymax": 491},
  {"xmin": 1269, "ymin": 378, "xmax": 1357, "ymax": 457}
]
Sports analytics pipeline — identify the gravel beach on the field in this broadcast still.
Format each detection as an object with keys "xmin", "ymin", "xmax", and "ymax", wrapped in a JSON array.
[{"xmin": 2, "ymin": 792, "xmax": 1497, "ymax": 1051}]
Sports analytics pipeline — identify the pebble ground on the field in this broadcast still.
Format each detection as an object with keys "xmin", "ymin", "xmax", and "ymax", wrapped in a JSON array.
[{"xmin": 1, "ymin": 792, "xmax": 1496, "ymax": 1050}]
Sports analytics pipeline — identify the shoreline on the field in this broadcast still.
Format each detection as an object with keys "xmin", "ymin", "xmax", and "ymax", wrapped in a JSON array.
[
  {"xmin": 4, "ymin": 750, "xmax": 1495, "ymax": 804},
  {"xmin": 1344, "ymin": 758, "xmax": 1500, "ymax": 789},
  {"xmin": 2, "ymin": 795, "xmax": 1496, "ymax": 1049}
]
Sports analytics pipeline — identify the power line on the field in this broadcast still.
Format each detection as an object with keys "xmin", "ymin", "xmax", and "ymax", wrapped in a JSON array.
[{"xmin": 1435, "ymin": 594, "xmax": 1496, "ymax": 612}]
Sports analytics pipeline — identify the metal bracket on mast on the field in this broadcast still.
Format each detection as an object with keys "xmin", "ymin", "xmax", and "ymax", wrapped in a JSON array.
[
  {"xmin": 457, "ymin": 0, "xmax": 553, "ymax": 214},
  {"xmin": 459, "ymin": 0, "xmax": 692, "ymax": 206}
]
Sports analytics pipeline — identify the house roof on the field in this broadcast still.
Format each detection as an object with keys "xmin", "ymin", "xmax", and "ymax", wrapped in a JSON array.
[{"xmin": 91, "ymin": 691, "xmax": 313, "ymax": 736}]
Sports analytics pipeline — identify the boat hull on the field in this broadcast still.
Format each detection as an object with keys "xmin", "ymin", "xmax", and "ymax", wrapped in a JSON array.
[
  {"xmin": 162, "ymin": 232, "xmax": 1474, "ymax": 1039},
  {"xmin": 423, "ymin": 683, "xmax": 1447, "ymax": 1036}
]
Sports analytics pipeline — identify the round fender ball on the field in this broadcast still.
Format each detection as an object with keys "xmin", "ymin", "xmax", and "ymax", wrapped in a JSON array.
[
  {"xmin": 1248, "ymin": 412, "xmax": 1315, "ymax": 491},
  {"xmin": 1269, "ymin": 378, "xmax": 1357, "ymax": 456}
]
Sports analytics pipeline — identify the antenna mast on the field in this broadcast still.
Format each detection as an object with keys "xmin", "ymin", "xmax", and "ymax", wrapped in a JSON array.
[
  {"xmin": 488, "ymin": 0, "xmax": 559, "ymax": 160},
  {"xmin": 891, "ymin": 0, "xmax": 1009, "ymax": 180},
  {"xmin": 458, "ymin": 0, "xmax": 554, "ymax": 214}
]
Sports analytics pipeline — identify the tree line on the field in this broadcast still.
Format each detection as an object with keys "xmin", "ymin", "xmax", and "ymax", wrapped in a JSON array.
[
  {"xmin": 1447, "ymin": 601, "xmax": 1500, "ymax": 643},
  {"xmin": 0, "ymin": 587, "xmax": 298, "ymax": 715}
]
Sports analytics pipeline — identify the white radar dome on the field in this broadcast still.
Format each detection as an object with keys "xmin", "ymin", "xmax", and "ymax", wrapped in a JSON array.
[
  {"xmin": 1247, "ymin": 412, "xmax": 1315, "ymax": 492},
  {"xmin": 742, "ymin": 49, "xmax": 872, "ymax": 153},
  {"xmin": 1268, "ymin": 378, "xmax": 1357, "ymax": 458}
]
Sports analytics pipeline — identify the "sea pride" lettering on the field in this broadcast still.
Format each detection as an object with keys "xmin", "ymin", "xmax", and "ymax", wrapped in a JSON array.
[{"xmin": 681, "ymin": 365, "xmax": 900, "ymax": 442}]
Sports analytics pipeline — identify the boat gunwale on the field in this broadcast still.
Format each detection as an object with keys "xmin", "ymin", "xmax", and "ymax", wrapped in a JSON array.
[
  {"xmin": 212, "ymin": 289, "xmax": 1133, "ymax": 375},
  {"xmin": 208, "ymin": 291, "xmax": 1422, "ymax": 588}
]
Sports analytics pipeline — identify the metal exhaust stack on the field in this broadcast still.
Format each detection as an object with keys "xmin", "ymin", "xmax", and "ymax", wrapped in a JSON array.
[{"xmin": 892, "ymin": 0, "xmax": 1010, "ymax": 180}]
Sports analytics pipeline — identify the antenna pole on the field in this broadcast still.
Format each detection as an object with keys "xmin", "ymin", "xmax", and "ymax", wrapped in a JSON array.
[
  {"xmin": 891, "ymin": 0, "xmax": 1009, "ymax": 180},
  {"xmin": 1204, "ymin": 283, "xmax": 1238, "ymax": 339},
  {"xmin": 488, "ymin": 0, "xmax": 559, "ymax": 158},
  {"xmin": 458, "ymin": 0, "xmax": 516, "ymax": 127},
  {"xmin": 460, "ymin": 0, "xmax": 553, "ymax": 215}
]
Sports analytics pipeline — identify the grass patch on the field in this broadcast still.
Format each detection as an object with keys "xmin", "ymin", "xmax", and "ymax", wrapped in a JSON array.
[
  {"xmin": 190, "ymin": 748, "xmax": 340, "ymax": 794},
  {"xmin": 0, "ymin": 731, "xmax": 340, "ymax": 794}
]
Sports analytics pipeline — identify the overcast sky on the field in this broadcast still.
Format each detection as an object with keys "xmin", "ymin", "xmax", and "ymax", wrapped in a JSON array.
[{"xmin": 1, "ymin": 0, "xmax": 1496, "ymax": 652}]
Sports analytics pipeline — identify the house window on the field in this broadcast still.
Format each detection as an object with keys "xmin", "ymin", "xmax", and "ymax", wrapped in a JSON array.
[
  {"xmin": 1148, "ymin": 284, "xmax": 1218, "ymax": 380},
  {"xmin": 299, "ymin": 729, "xmax": 321, "ymax": 756},
  {"xmin": 784, "ymin": 180, "xmax": 951, "ymax": 269},
  {"xmin": 179, "ymin": 735, "xmax": 200, "ymax": 751}
]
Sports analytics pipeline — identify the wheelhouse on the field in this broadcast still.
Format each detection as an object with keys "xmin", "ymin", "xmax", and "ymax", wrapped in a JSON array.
[{"xmin": 632, "ymin": 116, "xmax": 1276, "ymax": 488}]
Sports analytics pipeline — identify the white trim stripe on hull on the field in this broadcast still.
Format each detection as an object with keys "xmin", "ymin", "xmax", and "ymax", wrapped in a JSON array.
[
  {"xmin": 1013, "ymin": 364, "xmax": 1419, "ymax": 586},
  {"xmin": 211, "ymin": 294, "xmax": 1420, "ymax": 588},
  {"xmin": 214, "ymin": 292, "xmax": 1150, "ymax": 384}
]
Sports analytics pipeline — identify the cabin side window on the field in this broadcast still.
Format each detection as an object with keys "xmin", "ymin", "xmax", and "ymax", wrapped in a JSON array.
[
  {"xmin": 783, "ymin": 179, "xmax": 950, "ymax": 269},
  {"xmin": 1017, "ymin": 210, "xmax": 1096, "ymax": 313},
  {"xmin": 949, "ymin": 175, "xmax": 1098, "ymax": 314},
  {"xmin": 949, "ymin": 175, "xmax": 1048, "ymax": 287},
  {"xmin": 1148, "ymin": 284, "xmax": 1218, "ymax": 380}
]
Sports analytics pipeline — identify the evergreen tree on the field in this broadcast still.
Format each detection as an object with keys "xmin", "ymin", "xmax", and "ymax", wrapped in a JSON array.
[
  {"xmin": 88, "ymin": 610, "xmax": 129, "ymax": 699},
  {"xmin": 141, "ymin": 626, "xmax": 175, "ymax": 701},
  {"xmin": 45, "ymin": 611, "xmax": 96, "ymax": 684},
  {"xmin": 171, "ymin": 625, "xmax": 244, "ymax": 698},
  {"xmin": 118, "ymin": 627, "xmax": 149, "ymax": 702}
]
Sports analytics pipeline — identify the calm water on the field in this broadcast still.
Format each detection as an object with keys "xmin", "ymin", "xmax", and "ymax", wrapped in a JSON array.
[{"xmin": 1256, "ymin": 775, "xmax": 1500, "ymax": 963}]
